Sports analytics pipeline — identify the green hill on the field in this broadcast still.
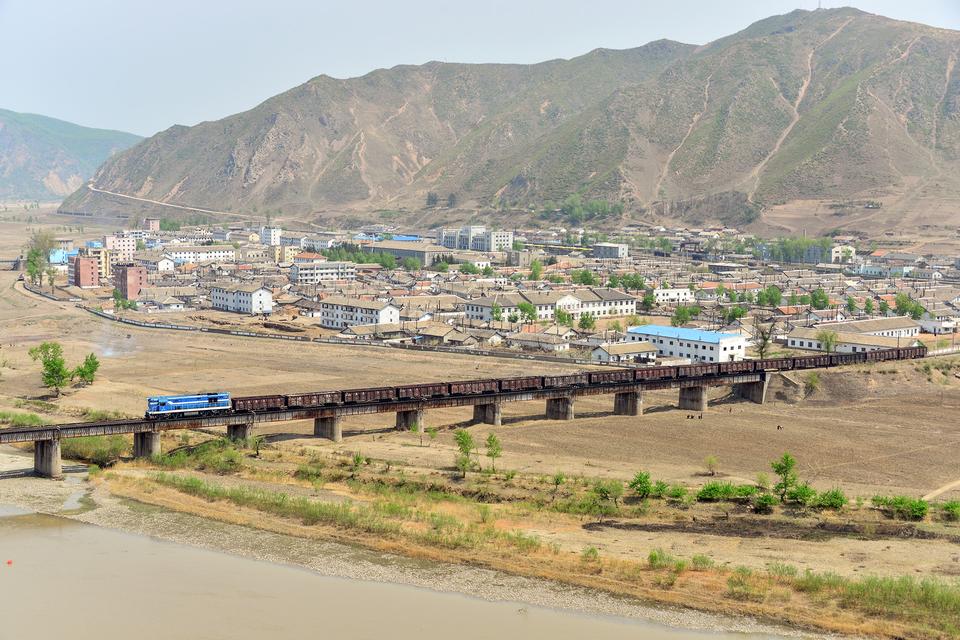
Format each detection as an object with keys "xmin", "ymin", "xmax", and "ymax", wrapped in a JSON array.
[
  {"xmin": 62, "ymin": 8, "xmax": 960, "ymax": 231},
  {"xmin": 0, "ymin": 109, "xmax": 141, "ymax": 200}
]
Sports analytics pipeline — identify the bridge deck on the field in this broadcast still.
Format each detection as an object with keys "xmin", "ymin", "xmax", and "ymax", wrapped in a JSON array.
[{"xmin": 0, "ymin": 373, "xmax": 762, "ymax": 444}]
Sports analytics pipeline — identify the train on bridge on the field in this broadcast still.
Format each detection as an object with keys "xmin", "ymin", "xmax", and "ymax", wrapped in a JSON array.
[{"xmin": 145, "ymin": 346, "xmax": 926, "ymax": 419}]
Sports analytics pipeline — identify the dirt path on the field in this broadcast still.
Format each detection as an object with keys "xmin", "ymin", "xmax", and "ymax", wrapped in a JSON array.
[
  {"xmin": 745, "ymin": 17, "xmax": 853, "ymax": 203},
  {"xmin": 923, "ymin": 478, "xmax": 960, "ymax": 501},
  {"xmin": 653, "ymin": 74, "xmax": 713, "ymax": 201}
]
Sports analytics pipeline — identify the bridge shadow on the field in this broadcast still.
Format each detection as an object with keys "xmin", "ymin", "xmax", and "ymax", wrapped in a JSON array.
[{"xmin": 0, "ymin": 464, "xmax": 87, "ymax": 479}]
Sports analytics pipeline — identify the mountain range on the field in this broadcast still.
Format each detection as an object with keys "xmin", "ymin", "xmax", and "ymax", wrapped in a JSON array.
[
  {"xmin": 0, "ymin": 109, "xmax": 140, "ymax": 200},
  {"xmin": 60, "ymin": 8, "xmax": 960, "ymax": 233}
]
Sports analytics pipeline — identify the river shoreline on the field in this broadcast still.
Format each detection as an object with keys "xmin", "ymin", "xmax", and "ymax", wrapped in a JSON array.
[{"xmin": 0, "ymin": 449, "xmax": 820, "ymax": 639}]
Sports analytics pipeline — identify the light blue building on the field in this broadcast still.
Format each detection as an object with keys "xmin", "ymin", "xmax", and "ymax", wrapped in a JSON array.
[{"xmin": 627, "ymin": 325, "xmax": 747, "ymax": 362}]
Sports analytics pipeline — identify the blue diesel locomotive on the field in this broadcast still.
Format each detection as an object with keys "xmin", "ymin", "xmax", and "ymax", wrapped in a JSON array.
[{"xmin": 145, "ymin": 392, "xmax": 232, "ymax": 418}]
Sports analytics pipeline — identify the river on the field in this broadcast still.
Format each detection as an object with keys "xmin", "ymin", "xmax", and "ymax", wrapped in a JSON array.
[{"xmin": 0, "ymin": 508, "xmax": 795, "ymax": 640}]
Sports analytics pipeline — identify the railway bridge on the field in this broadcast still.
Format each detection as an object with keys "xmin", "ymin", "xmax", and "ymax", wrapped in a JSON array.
[{"xmin": 0, "ymin": 371, "xmax": 769, "ymax": 479}]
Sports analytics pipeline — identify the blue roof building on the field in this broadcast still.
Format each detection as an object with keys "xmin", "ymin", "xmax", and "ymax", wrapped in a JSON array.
[{"xmin": 627, "ymin": 325, "xmax": 747, "ymax": 362}]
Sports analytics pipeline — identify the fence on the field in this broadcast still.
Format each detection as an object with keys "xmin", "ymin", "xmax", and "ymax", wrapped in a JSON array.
[{"xmin": 77, "ymin": 305, "xmax": 608, "ymax": 367}]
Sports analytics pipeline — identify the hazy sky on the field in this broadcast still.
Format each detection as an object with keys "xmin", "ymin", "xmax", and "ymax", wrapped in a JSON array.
[{"xmin": 2, "ymin": 0, "xmax": 958, "ymax": 136}]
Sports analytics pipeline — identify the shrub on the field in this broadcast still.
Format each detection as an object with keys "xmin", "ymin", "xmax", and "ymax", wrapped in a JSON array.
[
  {"xmin": 648, "ymin": 548, "xmax": 676, "ymax": 570},
  {"xmin": 581, "ymin": 546, "xmax": 600, "ymax": 562},
  {"xmin": 786, "ymin": 483, "xmax": 817, "ymax": 506},
  {"xmin": 691, "ymin": 554, "xmax": 714, "ymax": 571},
  {"xmin": 60, "ymin": 435, "xmax": 129, "ymax": 467},
  {"xmin": 696, "ymin": 481, "xmax": 736, "ymax": 502},
  {"xmin": 753, "ymin": 493, "xmax": 777, "ymax": 514},
  {"xmin": 941, "ymin": 501, "xmax": 960, "ymax": 522},
  {"xmin": 767, "ymin": 562, "xmax": 799, "ymax": 579},
  {"xmin": 814, "ymin": 488, "xmax": 848, "ymax": 510},
  {"xmin": 734, "ymin": 484, "xmax": 759, "ymax": 500},
  {"xmin": 628, "ymin": 471, "xmax": 652, "ymax": 498},
  {"xmin": 651, "ymin": 480, "xmax": 669, "ymax": 498},
  {"xmin": 665, "ymin": 484, "xmax": 687, "ymax": 502},
  {"xmin": 872, "ymin": 495, "xmax": 929, "ymax": 521},
  {"xmin": 704, "ymin": 455, "xmax": 719, "ymax": 476}
]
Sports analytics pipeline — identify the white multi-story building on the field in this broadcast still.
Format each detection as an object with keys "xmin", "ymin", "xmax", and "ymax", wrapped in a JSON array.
[
  {"xmin": 464, "ymin": 288, "xmax": 637, "ymax": 322},
  {"xmin": 103, "ymin": 234, "xmax": 137, "ymax": 264},
  {"xmin": 307, "ymin": 297, "xmax": 400, "ymax": 329},
  {"xmin": 831, "ymin": 245, "xmax": 856, "ymax": 263},
  {"xmin": 165, "ymin": 245, "xmax": 236, "ymax": 264},
  {"xmin": 440, "ymin": 226, "xmax": 513, "ymax": 252},
  {"xmin": 627, "ymin": 325, "xmax": 747, "ymax": 362},
  {"xmin": 259, "ymin": 227, "xmax": 282, "ymax": 246},
  {"xmin": 652, "ymin": 288, "xmax": 695, "ymax": 306},
  {"xmin": 210, "ymin": 283, "xmax": 273, "ymax": 315},
  {"xmin": 290, "ymin": 261, "xmax": 357, "ymax": 284},
  {"xmin": 592, "ymin": 242, "xmax": 629, "ymax": 259},
  {"xmin": 302, "ymin": 234, "xmax": 342, "ymax": 251}
]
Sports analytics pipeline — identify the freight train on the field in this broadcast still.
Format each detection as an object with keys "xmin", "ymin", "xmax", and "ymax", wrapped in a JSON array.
[{"xmin": 145, "ymin": 346, "xmax": 926, "ymax": 419}]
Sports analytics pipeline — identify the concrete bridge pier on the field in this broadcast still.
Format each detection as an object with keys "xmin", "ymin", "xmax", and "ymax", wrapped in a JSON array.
[
  {"xmin": 472, "ymin": 401, "xmax": 502, "ymax": 426},
  {"xmin": 133, "ymin": 431, "xmax": 161, "ymax": 458},
  {"xmin": 227, "ymin": 423, "xmax": 252, "ymax": 441},
  {"xmin": 34, "ymin": 439, "xmax": 62, "ymax": 479},
  {"xmin": 545, "ymin": 396, "xmax": 575, "ymax": 421},
  {"xmin": 396, "ymin": 408, "xmax": 425, "ymax": 431},
  {"xmin": 614, "ymin": 390, "xmax": 642, "ymax": 416},
  {"xmin": 314, "ymin": 415, "xmax": 342, "ymax": 442},
  {"xmin": 678, "ymin": 386, "xmax": 708, "ymax": 412},
  {"xmin": 734, "ymin": 376, "xmax": 769, "ymax": 404}
]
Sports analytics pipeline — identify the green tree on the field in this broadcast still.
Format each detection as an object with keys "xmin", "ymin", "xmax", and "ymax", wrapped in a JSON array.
[
  {"xmin": 810, "ymin": 288, "xmax": 830, "ymax": 310},
  {"xmin": 590, "ymin": 479, "xmax": 623, "ymax": 523},
  {"xmin": 641, "ymin": 292, "xmax": 656, "ymax": 311},
  {"xmin": 454, "ymin": 428, "xmax": 475, "ymax": 458},
  {"xmin": 44, "ymin": 266, "xmax": 57, "ymax": 292},
  {"xmin": 555, "ymin": 308, "xmax": 573, "ymax": 327},
  {"xmin": 846, "ymin": 297, "xmax": 857, "ymax": 315},
  {"xmin": 771, "ymin": 453, "xmax": 798, "ymax": 503},
  {"xmin": 491, "ymin": 302, "xmax": 503, "ymax": 322},
  {"xmin": 571, "ymin": 269, "xmax": 597, "ymax": 285},
  {"xmin": 401, "ymin": 257, "xmax": 421, "ymax": 271},
  {"xmin": 628, "ymin": 471, "xmax": 652, "ymax": 499},
  {"xmin": 816, "ymin": 329, "xmax": 839, "ymax": 353},
  {"xmin": 517, "ymin": 302, "xmax": 537, "ymax": 324},
  {"xmin": 507, "ymin": 312, "xmax": 520, "ymax": 323},
  {"xmin": 879, "ymin": 300, "xmax": 890, "ymax": 315},
  {"xmin": 72, "ymin": 353, "xmax": 100, "ymax": 386},
  {"xmin": 446, "ymin": 193, "xmax": 458, "ymax": 208},
  {"xmin": 578, "ymin": 313, "xmax": 596, "ymax": 330},
  {"xmin": 529, "ymin": 260, "xmax": 543, "ymax": 281},
  {"xmin": 425, "ymin": 192, "xmax": 439, "ymax": 207},
  {"xmin": 460, "ymin": 262, "xmax": 479, "ymax": 275},
  {"xmin": 752, "ymin": 317, "xmax": 778, "ymax": 359},
  {"xmin": 485, "ymin": 433, "xmax": 502, "ymax": 471},
  {"xmin": 453, "ymin": 428, "xmax": 475, "ymax": 478},
  {"xmin": 864, "ymin": 298, "xmax": 874, "ymax": 315},
  {"xmin": 28, "ymin": 341, "xmax": 71, "ymax": 395},
  {"xmin": 788, "ymin": 292, "xmax": 799, "ymax": 306},
  {"xmin": 482, "ymin": 265, "xmax": 494, "ymax": 277},
  {"xmin": 671, "ymin": 305, "xmax": 700, "ymax": 326},
  {"xmin": 434, "ymin": 261, "xmax": 449, "ymax": 273}
]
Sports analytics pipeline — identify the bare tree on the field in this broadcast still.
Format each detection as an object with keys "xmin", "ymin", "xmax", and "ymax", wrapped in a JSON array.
[{"xmin": 752, "ymin": 315, "xmax": 779, "ymax": 359}]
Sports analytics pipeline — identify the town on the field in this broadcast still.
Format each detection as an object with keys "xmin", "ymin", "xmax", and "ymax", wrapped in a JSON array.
[{"xmin": 18, "ymin": 216, "xmax": 959, "ymax": 364}]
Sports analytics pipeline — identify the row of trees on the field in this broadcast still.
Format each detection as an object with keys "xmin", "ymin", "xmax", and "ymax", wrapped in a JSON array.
[
  {"xmin": 28, "ymin": 342, "xmax": 100, "ymax": 396},
  {"xmin": 425, "ymin": 192, "xmax": 458, "ymax": 208}
]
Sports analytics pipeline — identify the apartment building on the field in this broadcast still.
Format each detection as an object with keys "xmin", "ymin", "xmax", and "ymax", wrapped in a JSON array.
[
  {"xmin": 210, "ymin": 283, "xmax": 273, "ymax": 314},
  {"xmin": 652, "ymin": 287, "xmax": 695, "ymax": 306},
  {"xmin": 439, "ymin": 226, "xmax": 513, "ymax": 252},
  {"xmin": 464, "ymin": 288, "xmax": 636, "ymax": 322},
  {"xmin": 627, "ymin": 325, "xmax": 747, "ymax": 362},
  {"xmin": 592, "ymin": 242, "xmax": 629, "ymax": 259},
  {"xmin": 260, "ymin": 226, "xmax": 282, "ymax": 246},
  {"xmin": 103, "ymin": 234, "xmax": 137, "ymax": 264},
  {"xmin": 290, "ymin": 261, "xmax": 357, "ymax": 284},
  {"xmin": 69, "ymin": 255, "xmax": 100, "ymax": 288},
  {"xmin": 114, "ymin": 264, "xmax": 148, "ymax": 300},
  {"xmin": 306, "ymin": 297, "xmax": 400, "ymax": 329},
  {"xmin": 165, "ymin": 245, "xmax": 236, "ymax": 264}
]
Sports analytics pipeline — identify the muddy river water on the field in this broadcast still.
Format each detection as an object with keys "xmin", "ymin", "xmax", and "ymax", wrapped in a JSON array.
[{"xmin": 0, "ymin": 508, "xmax": 796, "ymax": 640}]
